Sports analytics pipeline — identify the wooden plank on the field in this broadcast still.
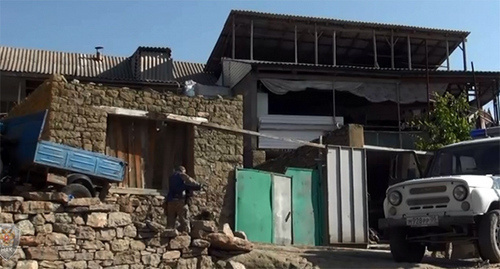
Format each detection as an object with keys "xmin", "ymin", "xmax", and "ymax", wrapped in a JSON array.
[
  {"xmin": 96, "ymin": 106, "xmax": 325, "ymax": 149},
  {"xmin": 47, "ymin": 173, "xmax": 67, "ymax": 186},
  {"xmin": 155, "ymin": 125, "xmax": 167, "ymax": 190},
  {"xmin": 162, "ymin": 124, "xmax": 175, "ymax": 191},
  {"xmin": 109, "ymin": 186, "xmax": 166, "ymax": 196},
  {"xmin": 135, "ymin": 121, "xmax": 146, "ymax": 188},
  {"xmin": 105, "ymin": 118, "xmax": 116, "ymax": 158},
  {"xmin": 200, "ymin": 122, "xmax": 326, "ymax": 149},
  {"xmin": 145, "ymin": 121, "xmax": 156, "ymax": 189},
  {"xmin": 96, "ymin": 106, "xmax": 208, "ymax": 123},
  {"xmin": 114, "ymin": 118, "xmax": 127, "ymax": 188},
  {"xmin": 127, "ymin": 121, "xmax": 136, "ymax": 188}
]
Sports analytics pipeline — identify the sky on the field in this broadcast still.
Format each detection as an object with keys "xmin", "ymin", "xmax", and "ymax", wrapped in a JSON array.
[{"xmin": 0, "ymin": 0, "xmax": 499, "ymax": 71}]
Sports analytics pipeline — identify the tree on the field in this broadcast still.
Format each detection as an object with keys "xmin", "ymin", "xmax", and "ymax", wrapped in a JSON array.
[{"xmin": 411, "ymin": 92, "xmax": 476, "ymax": 151}]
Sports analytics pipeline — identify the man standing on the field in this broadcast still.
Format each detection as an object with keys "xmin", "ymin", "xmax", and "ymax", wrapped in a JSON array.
[{"xmin": 166, "ymin": 166, "xmax": 202, "ymax": 233}]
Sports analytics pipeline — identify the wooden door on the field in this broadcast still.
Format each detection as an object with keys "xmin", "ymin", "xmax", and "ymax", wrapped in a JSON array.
[{"xmin": 105, "ymin": 115, "xmax": 194, "ymax": 190}]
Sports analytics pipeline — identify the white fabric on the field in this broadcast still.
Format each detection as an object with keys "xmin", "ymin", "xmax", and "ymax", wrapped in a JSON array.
[{"xmin": 260, "ymin": 78, "xmax": 448, "ymax": 104}]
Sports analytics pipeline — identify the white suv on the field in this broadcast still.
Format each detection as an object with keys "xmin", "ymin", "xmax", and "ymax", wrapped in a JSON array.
[{"xmin": 379, "ymin": 137, "xmax": 500, "ymax": 263}]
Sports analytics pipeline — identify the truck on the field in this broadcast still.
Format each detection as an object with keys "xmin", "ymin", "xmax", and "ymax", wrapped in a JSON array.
[
  {"xmin": 379, "ymin": 130, "xmax": 500, "ymax": 263},
  {"xmin": 0, "ymin": 110, "xmax": 126, "ymax": 199}
]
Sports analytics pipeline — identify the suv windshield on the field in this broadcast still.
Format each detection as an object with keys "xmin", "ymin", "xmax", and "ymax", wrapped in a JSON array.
[{"xmin": 428, "ymin": 141, "xmax": 500, "ymax": 177}]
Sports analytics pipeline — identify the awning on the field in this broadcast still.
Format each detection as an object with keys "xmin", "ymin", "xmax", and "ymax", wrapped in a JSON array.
[{"xmin": 260, "ymin": 78, "xmax": 448, "ymax": 104}]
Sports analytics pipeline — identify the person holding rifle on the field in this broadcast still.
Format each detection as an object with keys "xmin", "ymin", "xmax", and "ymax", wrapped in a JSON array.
[{"xmin": 165, "ymin": 165, "xmax": 203, "ymax": 233}]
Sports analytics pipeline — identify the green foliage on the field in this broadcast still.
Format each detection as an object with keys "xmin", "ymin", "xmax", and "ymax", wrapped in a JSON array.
[{"xmin": 411, "ymin": 92, "xmax": 476, "ymax": 151}]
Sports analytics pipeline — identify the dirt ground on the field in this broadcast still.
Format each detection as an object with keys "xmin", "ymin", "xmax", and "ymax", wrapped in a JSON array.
[{"xmin": 253, "ymin": 243, "xmax": 498, "ymax": 269}]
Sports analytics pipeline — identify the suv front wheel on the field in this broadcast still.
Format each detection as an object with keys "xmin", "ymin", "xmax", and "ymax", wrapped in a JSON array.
[
  {"xmin": 389, "ymin": 227, "xmax": 425, "ymax": 263},
  {"xmin": 478, "ymin": 210, "xmax": 500, "ymax": 263}
]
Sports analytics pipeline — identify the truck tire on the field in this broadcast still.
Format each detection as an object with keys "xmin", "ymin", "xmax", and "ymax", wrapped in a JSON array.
[
  {"xmin": 478, "ymin": 210, "xmax": 500, "ymax": 263},
  {"xmin": 61, "ymin": 183, "xmax": 92, "ymax": 199},
  {"xmin": 389, "ymin": 227, "xmax": 425, "ymax": 263}
]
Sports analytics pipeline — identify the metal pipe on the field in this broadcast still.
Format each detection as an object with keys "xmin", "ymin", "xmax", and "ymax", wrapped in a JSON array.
[
  {"xmin": 250, "ymin": 20, "xmax": 254, "ymax": 60},
  {"xmin": 295, "ymin": 25, "xmax": 298, "ymax": 63},
  {"xmin": 425, "ymin": 39, "xmax": 430, "ymax": 111},
  {"xmin": 332, "ymin": 81, "xmax": 336, "ymax": 124},
  {"xmin": 17, "ymin": 80, "xmax": 22, "ymax": 104},
  {"xmin": 407, "ymin": 35, "xmax": 412, "ymax": 70},
  {"xmin": 471, "ymin": 61, "xmax": 480, "ymax": 110},
  {"xmin": 232, "ymin": 16, "xmax": 236, "ymax": 59},
  {"xmin": 462, "ymin": 39, "xmax": 467, "ymax": 71},
  {"xmin": 373, "ymin": 31, "xmax": 378, "ymax": 68},
  {"xmin": 396, "ymin": 83, "xmax": 402, "ymax": 148},
  {"xmin": 315, "ymin": 24, "xmax": 318, "ymax": 65},
  {"xmin": 391, "ymin": 30, "xmax": 395, "ymax": 69},
  {"xmin": 333, "ymin": 31, "xmax": 337, "ymax": 66},
  {"xmin": 496, "ymin": 79, "xmax": 500, "ymax": 125},
  {"xmin": 446, "ymin": 39, "xmax": 450, "ymax": 71}
]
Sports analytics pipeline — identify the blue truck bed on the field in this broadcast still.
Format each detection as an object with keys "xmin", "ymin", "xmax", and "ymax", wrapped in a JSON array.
[{"xmin": 0, "ymin": 110, "xmax": 125, "ymax": 182}]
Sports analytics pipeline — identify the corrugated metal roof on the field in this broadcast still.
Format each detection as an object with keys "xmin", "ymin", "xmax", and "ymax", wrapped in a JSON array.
[
  {"xmin": 0, "ymin": 46, "xmax": 216, "ymax": 85},
  {"xmin": 231, "ymin": 10, "xmax": 470, "ymax": 35},
  {"xmin": 0, "ymin": 46, "xmax": 133, "ymax": 79},
  {"xmin": 206, "ymin": 10, "xmax": 471, "ymax": 74},
  {"xmin": 173, "ymin": 60, "xmax": 217, "ymax": 85},
  {"xmin": 224, "ymin": 58, "xmax": 500, "ymax": 76}
]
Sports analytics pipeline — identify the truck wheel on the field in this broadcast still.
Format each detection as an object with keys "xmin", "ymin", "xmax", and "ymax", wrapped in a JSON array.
[
  {"xmin": 389, "ymin": 227, "xmax": 425, "ymax": 263},
  {"xmin": 478, "ymin": 210, "xmax": 500, "ymax": 263},
  {"xmin": 61, "ymin": 183, "xmax": 92, "ymax": 199}
]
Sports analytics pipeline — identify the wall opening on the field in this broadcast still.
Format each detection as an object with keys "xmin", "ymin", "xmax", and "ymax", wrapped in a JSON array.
[{"xmin": 105, "ymin": 115, "xmax": 194, "ymax": 190}]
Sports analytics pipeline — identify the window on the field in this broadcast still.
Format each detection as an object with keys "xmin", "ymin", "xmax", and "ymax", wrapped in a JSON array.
[{"xmin": 429, "ymin": 142, "xmax": 500, "ymax": 177}]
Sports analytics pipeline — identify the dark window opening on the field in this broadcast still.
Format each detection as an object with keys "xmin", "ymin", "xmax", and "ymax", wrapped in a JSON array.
[
  {"xmin": 26, "ymin": 80, "xmax": 43, "ymax": 97},
  {"xmin": 267, "ymin": 88, "xmax": 334, "ymax": 116},
  {"xmin": 106, "ymin": 115, "xmax": 195, "ymax": 190}
]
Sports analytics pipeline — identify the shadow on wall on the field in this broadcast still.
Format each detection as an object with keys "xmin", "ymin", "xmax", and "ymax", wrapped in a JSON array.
[
  {"xmin": 220, "ymin": 169, "xmax": 236, "ymax": 228},
  {"xmin": 190, "ymin": 169, "xmax": 236, "ymax": 228}
]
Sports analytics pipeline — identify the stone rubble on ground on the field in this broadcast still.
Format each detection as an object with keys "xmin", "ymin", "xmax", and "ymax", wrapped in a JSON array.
[{"xmin": 0, "ymin": 192, "xmax": 255, "ymax": 269}]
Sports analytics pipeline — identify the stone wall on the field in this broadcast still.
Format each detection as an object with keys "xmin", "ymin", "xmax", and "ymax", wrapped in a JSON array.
[
  {"xmin": 7, "ymin": 74, "xmax": 244, "ymax": 226},
  {"xmin": 0, "ymin": 193, "xmax": 253, "ymax": 269}
]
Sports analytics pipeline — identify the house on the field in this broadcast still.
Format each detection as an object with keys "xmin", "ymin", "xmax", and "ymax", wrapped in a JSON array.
[
  {"xmin": 203, "ymin": 10, "xmax": 500, "ymax": 167},
  {"xmin": 0, "ymin": 46, "xmax": 221, "ymax": 114},
  {"xmin": 2, "ymin": 10, "xmax": 500, "ymax": 228},
  {"xmin": 7, "ymin": 73, "xmax": 243, "ymax": 225}
]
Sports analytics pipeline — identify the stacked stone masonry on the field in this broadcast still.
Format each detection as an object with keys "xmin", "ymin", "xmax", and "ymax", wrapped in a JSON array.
[
  {"xmin": 0, "ymin": 193, "xmax": 253, "ymax": 269},
  {"xmin": 7, "ymin": 74, "xmax": 244, "ymax": 226}
]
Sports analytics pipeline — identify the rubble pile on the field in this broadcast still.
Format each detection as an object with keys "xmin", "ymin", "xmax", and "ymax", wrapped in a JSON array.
[{"xmin": 0, "ymin": 192, "xmax": 253, "ymax": 269}]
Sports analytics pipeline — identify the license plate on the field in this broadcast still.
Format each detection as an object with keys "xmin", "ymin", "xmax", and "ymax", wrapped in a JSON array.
[{"xmin": 406, "ymin": 216, "xmax": 439, "ymax": 227}]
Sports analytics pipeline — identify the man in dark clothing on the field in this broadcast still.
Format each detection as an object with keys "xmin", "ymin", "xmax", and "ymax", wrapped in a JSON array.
[{"xmin": 166, "ymin": 166, "xmax": 202, "ymax": 233}]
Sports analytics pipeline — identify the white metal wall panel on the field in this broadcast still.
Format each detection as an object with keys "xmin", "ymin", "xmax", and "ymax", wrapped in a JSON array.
[
  {"xmin": 271, "ymin": 174, "xmax": 292, "ymax": 245},
  {"xmin": 327, "ymin": 149, "xmax": 340, "ymax": 243},
  {"xmin": 257, "ymin": 92, "xmax": 269, "ymax": 117},
  {"xmin": 326, "ymin": 146, "xmax": 368, "ymax": 245},
  {"xmin": 339, "ymin": 148, "xmax": 352, "ymax": 243},
  {"xmin": 352, "ymin": 149, "xmax": 366, "ymax": 243},
  {"xmin": 221, "ymin": 60, "xmax": 252, "ymax": 88},
  {"xmin": 258, "ymin": 115, "xmax": 344, "ymax": 149}
]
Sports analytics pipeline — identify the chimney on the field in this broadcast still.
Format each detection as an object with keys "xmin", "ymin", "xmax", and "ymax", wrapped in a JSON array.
[{"xmin": 95, "ymin": 46, "xmax": 103, "ymax": 61}]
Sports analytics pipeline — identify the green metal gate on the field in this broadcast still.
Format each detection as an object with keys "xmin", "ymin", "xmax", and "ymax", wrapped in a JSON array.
[
  {"xmin": 234, "ymin": 168, "xmax": 273, "ymax": 243},
  {"xmin": 286, "ymin": 168, "xmax": 324, "ymax": 246},
  {"xmin": 235, "ymin": 167, "xmax": 324, "ymax": 246}
]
